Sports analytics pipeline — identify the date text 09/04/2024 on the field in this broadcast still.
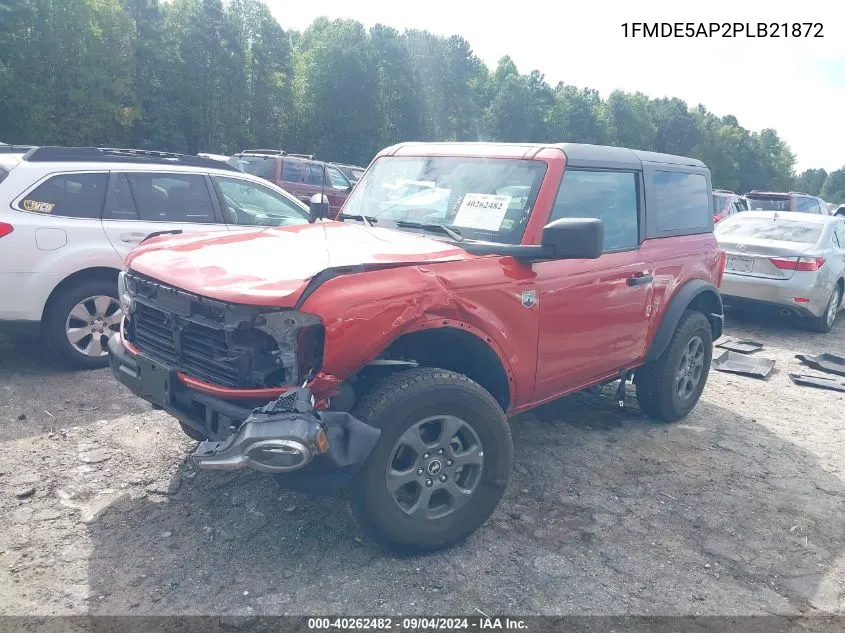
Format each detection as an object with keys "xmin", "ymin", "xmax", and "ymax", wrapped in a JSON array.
[{"xmin": 621, "ymin": 22, "xmax": 824, "ymax": 38}]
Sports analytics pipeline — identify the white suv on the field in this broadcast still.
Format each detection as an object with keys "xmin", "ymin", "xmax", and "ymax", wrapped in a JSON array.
[{"xmin": 0, "ymin": 146, "xmax": 312, "ymax": 368}]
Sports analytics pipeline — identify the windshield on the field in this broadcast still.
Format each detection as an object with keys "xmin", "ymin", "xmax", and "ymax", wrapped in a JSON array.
[
  {"xmin": 716, "ymin": 217, "xmax": 823, "ymax": 243},
  {"xmin": 745, "ymin": 196, "xmax": 791, "ymax": 211},
  {"xmin": 342, "ymin": 156, "xmax": 547, "ymax": 244}
]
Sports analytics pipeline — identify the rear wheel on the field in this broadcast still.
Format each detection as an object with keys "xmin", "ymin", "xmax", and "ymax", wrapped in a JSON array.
[
  {"xmin": 346, "ymin": 368, "xmax": 512, "ymax": 552},
  {"xmin": 809, "ymin": 285, "xmax": 841, "ymax": 333},
  {"xmin": 42, "ymin": 279, "xmax": 122, "ymax": 369},
  {"xmin": 636, "ymin": 310, "xmax": 713, "ymax": 422}
]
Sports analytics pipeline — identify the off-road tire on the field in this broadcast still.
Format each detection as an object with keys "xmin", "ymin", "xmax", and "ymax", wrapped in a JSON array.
[
  {"xmin": 346, "ymin": 368, "xmax": 513, "ymax": 552},
  {"xmin": 809, "ymin": 285, "xmax": 841, "ymax": 334},
  {"xmin": 636, "ymin": 310, "xmax": 713, "ymax": 422},
  {"xmin": 42, "ymin": 279, "xmax": 119, "ymax": 369}
]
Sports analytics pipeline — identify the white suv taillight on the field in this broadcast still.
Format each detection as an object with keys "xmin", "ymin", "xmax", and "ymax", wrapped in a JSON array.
[{"xmin": 0, "ymin": 222, "xmax": 13, "ymax": 238}]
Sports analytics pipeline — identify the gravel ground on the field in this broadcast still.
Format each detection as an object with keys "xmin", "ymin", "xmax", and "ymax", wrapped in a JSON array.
[{"xmin": 1, "ymin": 310, "xmax": 843, "ymax": 621}]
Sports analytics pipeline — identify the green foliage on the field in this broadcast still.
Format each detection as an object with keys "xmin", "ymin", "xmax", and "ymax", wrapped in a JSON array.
[
  {"xmin": 821, "ymin": 167, "xmax": 845, "ymax": 204},
  {"xmin": 0, "ymin": 0, "xmax": 831, "ymax": 196}
]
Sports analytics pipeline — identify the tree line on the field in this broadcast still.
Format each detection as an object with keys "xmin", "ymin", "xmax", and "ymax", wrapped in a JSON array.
[{"xmin": 1, "ymin": 0, "xmax": 843, "ymax": 202}]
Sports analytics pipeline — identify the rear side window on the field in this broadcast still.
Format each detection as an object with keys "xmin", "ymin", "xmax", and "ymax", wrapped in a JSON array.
[
  {"xmin": 20, "ymin": 173, "xmax": 108, "ymax": 218},
  {"xmin": 652, "ymin": 171, "xmax": 709, "ymax": 232},
  {"xmin": 122, "ymin": 173, "xmax": 215, "ymax": 223},
  {"xmin": 834, "ymin": 223, "xmax": 845, "ymax": 248},
  {"xmin": 550, "ymin": 170, "xmax": 639, "ymax": 252},
  {"xmin": 281, "ymin": 159, "xmax": 305, "ymax": 183},
  {"xmin": 746, "ymin": 196, "xmax": 791, "ymax": 211},
  {"xmin": 715, "ymin": 217, "xmax": 823, "ymax": 244}
]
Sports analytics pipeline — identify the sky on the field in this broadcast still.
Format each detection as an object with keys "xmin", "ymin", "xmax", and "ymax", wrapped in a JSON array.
[{"xmin": 263, "ymin": 0, "xmax": 845, "ymax": 173}]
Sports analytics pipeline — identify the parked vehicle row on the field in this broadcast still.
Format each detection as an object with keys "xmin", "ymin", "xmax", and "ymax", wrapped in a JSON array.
[
  {"xmin": 227, "ymin": 149, "xmax": 357, "ymax": 218},
  {"xmin": 0, "ymin": 146, "xmax": 312, "ymax": 368}
]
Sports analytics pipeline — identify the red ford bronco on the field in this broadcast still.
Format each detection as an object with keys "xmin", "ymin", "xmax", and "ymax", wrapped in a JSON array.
[{"xmin": 109, "ymin": 142, "xmax": 725, "ymax": 551}]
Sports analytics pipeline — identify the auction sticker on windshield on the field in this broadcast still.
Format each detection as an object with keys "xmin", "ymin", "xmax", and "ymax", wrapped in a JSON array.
[{"xmin": 452, "ymin": 193, "xmax": 512, "ymax": 231}]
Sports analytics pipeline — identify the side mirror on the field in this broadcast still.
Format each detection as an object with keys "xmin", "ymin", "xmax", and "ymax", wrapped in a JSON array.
[
  {"xmin": 309, "ymin": 193, "xmax": 330, "ymax": 222},
  {"xmin": 541, "ymin": 217, "xmax": 604, "ymax": 259}
]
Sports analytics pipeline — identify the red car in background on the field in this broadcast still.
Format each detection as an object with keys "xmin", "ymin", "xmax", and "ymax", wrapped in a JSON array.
[
  {"xmin": 229, "ymin": 149, "xmax": 354, "ymax": 218},
  {"xmin": 712, "ymin": 189, "xmax": 747, "ymax": 223}
]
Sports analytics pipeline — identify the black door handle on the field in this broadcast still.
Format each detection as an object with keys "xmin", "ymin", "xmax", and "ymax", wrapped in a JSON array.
[{"xmin": 627, "ymin": 273, "xmax": 653, "ymax": 286}]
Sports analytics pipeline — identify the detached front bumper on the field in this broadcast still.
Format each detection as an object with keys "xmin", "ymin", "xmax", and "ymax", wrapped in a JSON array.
[{"xmin": 108, "ymin": 335, "xmax": 380, "ymax": 494}]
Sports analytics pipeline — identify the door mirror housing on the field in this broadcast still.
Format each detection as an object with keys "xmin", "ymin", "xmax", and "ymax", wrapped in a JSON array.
[
  {"xmin": 309, "ymin": 193, "xmax": 330, "ymax": 222},
  {"xmin": 541, "ymin": 217, "xmax": 604, "ymax": 259}
]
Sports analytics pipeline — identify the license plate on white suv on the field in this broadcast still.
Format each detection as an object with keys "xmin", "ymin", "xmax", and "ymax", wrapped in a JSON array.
[{"xmin": 726, "ymin": 255, "xmax": 753, "ymax": 273}]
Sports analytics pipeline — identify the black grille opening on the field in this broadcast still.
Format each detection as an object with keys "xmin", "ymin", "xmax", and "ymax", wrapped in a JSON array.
[{"xmin": 126, "ymin": 300, "xmax": 289, "ymax": 389}]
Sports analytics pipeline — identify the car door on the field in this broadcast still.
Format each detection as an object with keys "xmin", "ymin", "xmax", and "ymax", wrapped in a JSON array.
[
  {"xmin": 209, "ymin": 174, "xmax": 311, "ymax": 228},
  {"xmin": 278, "ymin": 158, "xmax": 315, "ymax": 207},
  {"xmin": 10, "ymin": 170, "xmax": 122, "ymax": 273},
  {"xmin": 101, "ymin": 171, "xmax": 228, "ymax": 260},
  {"xmin": 532, "ymin": 168, "xmax": 654, "ymax": 400}
]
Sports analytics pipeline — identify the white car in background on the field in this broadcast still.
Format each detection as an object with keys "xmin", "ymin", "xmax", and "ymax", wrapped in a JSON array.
[{"xmin": 0, "ymin": 146, "xmax": 312, "ymax": 368}]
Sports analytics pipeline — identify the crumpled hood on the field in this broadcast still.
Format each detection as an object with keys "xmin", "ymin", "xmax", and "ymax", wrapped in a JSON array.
[{"xmin": 125, "ymin": 221, "xmax": 475, "ymax": 307}]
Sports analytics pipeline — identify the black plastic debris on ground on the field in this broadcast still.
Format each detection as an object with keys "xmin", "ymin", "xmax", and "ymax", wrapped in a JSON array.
[
  {"xmin": 795, "ymin": 353, "xmax": 845, "ymax": 377},
  {"xmin": 712, "ymin": 350, "xmax": 775, "ymax": 378},
  {"xmin": 715, "ymin": 336, "xmax": 765, "ymax": 354},
  {"xmin": 789, "ymin": 373, "xmax": 845, "ymax": 393}
]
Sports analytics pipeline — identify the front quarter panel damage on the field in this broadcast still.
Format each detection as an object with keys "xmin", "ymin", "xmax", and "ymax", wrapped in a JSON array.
[{"xmin": 300, "ymin": 258, "xmax": 541, "ymax": 410}]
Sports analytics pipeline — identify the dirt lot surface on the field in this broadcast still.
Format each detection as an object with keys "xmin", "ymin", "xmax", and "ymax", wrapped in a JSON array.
[{"xmin": 1, "ymin": 312, "xmax": 844, "ymax": 621}]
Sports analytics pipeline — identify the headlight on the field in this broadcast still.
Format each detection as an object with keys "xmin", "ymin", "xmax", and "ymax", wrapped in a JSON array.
[{"xmin": 117, "ymin": 271, "xmax": 135, "ymax": 315}]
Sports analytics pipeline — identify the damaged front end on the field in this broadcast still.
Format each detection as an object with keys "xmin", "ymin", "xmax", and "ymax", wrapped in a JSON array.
[
  {"xmin": 191, "ymin": 386, "xmax": 381, "ymax": 494},
  {"xmin": 109, "ymin": 271, "xmax": 381, "ymax": 494}
]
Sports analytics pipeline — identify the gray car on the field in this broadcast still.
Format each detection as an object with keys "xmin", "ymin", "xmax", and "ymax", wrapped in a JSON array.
[{"xmin": 716, "ymin": 211, "xmax": 845, "ymax": 332}]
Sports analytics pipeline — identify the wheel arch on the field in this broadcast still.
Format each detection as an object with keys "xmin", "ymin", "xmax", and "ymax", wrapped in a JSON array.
[
  {"xmin": 41, "ymin": 266, "xmax": 121, "ymax": 323},
  {"xmin": 646, "ymin": 280, "xmax": 723, "ymax": 362},
  {"xmin": 373, "ymin": 325, "xmax": 513, "ymax": 411}
]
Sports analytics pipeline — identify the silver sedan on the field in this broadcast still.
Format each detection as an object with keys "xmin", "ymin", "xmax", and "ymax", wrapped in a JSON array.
[{"xmin": 715, "ymin": 211, "xmax": 845, "ymax": 333}]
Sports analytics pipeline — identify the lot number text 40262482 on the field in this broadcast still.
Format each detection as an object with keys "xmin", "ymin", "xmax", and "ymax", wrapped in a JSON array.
[{"xmin": 621, "ymin": 22, "xmax": 824, "ymax": 38}]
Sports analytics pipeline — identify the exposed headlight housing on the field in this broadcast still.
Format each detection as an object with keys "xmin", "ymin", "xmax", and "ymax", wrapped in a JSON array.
[{"xmin": 117, "ymin": 270, "xmax": 136, "ymax": 315}]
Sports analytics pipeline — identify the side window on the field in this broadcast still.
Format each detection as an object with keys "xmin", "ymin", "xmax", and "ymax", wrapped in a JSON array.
[
  {"xmin": 0, "ymin": 168, "xmax": 8, "ymax": 185},
  {"xmin": 281, "ymin": 159, "xmax": 305, "ymax": 184},
  {"xmin": 550, "ymin": 170, "xmax": 639, "ymax": 252},
  {"xmin": 304, "ymin": 163, "xmax": 324, "ymax": 186},
  {"xmin": 796, "ymin": 197, "xmax": 815, "ymax": 212},
  {"xmin": 20, "ymin": 173, "xmax": 108, "ymax": 218},
  {"xmin": 123, "ymin": 173, "xmax": 215, "ymax": 223},
  {"xmin": 213, "ymin": 176, "xmax": 308, "ymax": 227},
  {"xmin": 326, "ymin": 165, "xmax": 351, "ymax": 190},
  {"xmin": 103, "ymin": 173, "xmax": 139, "ymax": 219},
  {"xmin": 737, "ymin": 198, "xmax": 749, "ymax": 212},
  {"xmin": 652, "ymin": 170, "xmax": 709, "ymax": 233}
]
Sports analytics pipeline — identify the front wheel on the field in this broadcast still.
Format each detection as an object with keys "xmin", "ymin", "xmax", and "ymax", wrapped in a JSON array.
[
  {"xmin": 42, "ymin": 279, "xmax": 122, "ymax": 369},
  {"xmin": 636, "ymin": 310, "xmax": 713, "ymax": 422},
  {"xmin": 346, "ymin": 368, "xmax": 513, "ymax": 552}
]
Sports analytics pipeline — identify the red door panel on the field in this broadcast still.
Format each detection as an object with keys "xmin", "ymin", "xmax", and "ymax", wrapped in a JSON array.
[{"xmin": 532, "ymin": 249, "xmax": 654, "ymax": 400}]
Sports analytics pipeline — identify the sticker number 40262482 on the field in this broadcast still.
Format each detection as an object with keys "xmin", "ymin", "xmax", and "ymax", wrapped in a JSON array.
[{"xmin": 452, "ymin": 193, "xmax": 513, "ymax": 232}]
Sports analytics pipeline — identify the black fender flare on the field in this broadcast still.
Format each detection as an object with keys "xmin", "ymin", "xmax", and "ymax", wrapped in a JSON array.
[{"xmin": 646, "ymin": 280, "xmax": 724, "ymax": 362}]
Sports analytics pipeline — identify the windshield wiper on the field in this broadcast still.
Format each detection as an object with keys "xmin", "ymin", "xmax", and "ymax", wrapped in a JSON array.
[
  {"xmin": 339, "ymin": 213, "xmax": 377, "ymax": 227},
  {"xmin": 395, "ymin": 221, "xmax": 463, "ymax": 242}
]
